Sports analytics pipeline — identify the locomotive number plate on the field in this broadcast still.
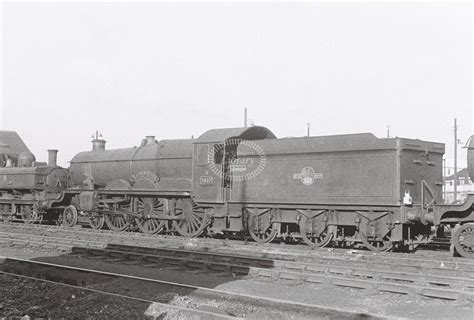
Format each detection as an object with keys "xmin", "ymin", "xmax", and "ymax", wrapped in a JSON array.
[{"xmin": 199, "ymin": 176, "xmax": 214, "ymax": 186}]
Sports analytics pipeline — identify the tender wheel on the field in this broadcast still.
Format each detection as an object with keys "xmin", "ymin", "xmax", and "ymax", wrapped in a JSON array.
[
  {"xmin": 172, "ymin": 198, "xmax": 209, "ymax": 237},
  {"xmin": 299, "ymin": 215, "xmax": 333, "ymax": 247},
  {"xmin": 89, "ymin": 212, "xmax": 105, "ymax": 230},
  {"xmin": 62, "ymin": 205, "xmax": 78, "ymax": 227},
  {"xmin": 247, "ymin": 211, "xmax": 277, "ymax": 244},
  {"xmin": 358, "ymin": 230, "xmax": 393, "ymax": 252},
  {"xmin": 134, "ymin": 197, "xmax": 167, "ymax": 234},
  {"xmin": 452, "ymin": 223, "xmax": 474, "ymax": 259},
  {"xmin": 21, "ymin": 205, "xmax": 38, "ymax": 224},
  {"xmin": 357, "ymin": 213, "xmax": 393, "ymax": 252},
  {"xmin": 0, "ymin": 204, "xmax": 13, "ymax": 223}
]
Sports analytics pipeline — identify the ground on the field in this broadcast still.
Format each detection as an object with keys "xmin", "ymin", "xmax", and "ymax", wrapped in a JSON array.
[{"xmin": 0, "ymin": 246, "xmax": 473, "ymax": 319}]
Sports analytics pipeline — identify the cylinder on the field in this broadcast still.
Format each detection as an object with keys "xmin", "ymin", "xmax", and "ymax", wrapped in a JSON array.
[{"xmin": 47, "ymin": 149, "xmax": 58, "ymax": 167}]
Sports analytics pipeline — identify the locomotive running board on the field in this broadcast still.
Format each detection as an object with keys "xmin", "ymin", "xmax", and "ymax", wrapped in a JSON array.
[
  {"xmin": 436, "ymin": 193, "xmax": 474, "ymax": 224},
  {"xmin": 65, "ymin": 189, "xmax": 191, "ymax": 197}
]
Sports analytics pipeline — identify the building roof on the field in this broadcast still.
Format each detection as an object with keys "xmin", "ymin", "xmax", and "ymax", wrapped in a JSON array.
[
  {"xmin": 0, "ymin": 131, "xmax": 31, "ymax": 155},
  {"xmin": 445, "ymin": 168, "xmax": 471, "ymax": 180}
]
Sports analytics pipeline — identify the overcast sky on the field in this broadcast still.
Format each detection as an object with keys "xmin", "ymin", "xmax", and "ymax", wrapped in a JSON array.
[{"xmin": 1, "ymin": 2, "xmax": 472, "ymax": 167}]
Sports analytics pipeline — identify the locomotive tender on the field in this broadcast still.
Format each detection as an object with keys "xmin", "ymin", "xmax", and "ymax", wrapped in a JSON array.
[{"xmin": 1, "ymin": 127, "xmax": 474, "ymax": 258}]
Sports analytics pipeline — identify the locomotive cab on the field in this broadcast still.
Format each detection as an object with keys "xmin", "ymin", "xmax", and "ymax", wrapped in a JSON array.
[{"xmin": 191, "ymin": 126, "xmax": 276, "ymax": 204}]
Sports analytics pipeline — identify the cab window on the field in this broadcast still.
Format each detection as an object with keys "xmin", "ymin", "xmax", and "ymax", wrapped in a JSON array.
[{"xmin": 196, "ymin": 144, "xmax": 209, "ymax": 166}]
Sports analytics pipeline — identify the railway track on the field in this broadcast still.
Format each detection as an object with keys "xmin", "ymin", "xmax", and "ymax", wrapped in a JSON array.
[
  {"xmin": 1, "ymin": 229, "xmax": 474, "ymax": 277},
  {"xmin": 1, "ymin": 226, "xmax": 474, "ymax": 304},
  {"xmin": 0, "ymin": 256, "xmax": 386, "ymax": 319},
  {"xmin": 0, "ymin": 223, "xmax": 470, "ymax": 271},
  {"xmin": 70, "ymin": 244, "xmax": 474, "ymax": 302},
  {"xmin": 0, "ymin": 228, "xmax": 466, "ymax": 285},
  {"xmin": 0, "ymin": 222, "xmax": 458, "ymax": 261}
]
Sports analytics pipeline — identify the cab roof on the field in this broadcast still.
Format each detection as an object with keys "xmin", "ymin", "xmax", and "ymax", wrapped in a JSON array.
[{"xmin": 195, "ymin": 126, "xmax": 276, "ymax": 144}]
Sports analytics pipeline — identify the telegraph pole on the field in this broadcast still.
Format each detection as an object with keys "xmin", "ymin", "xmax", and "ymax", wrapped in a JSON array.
[
  {"xmin": 387, "ymin": 125, "xmax": 390, "ymax": 138},
  {"xmin": 307, "ymin": 123, "xmax": 311, "ymax": 137},
  {"xmin": 442, "ymin": 158, "xmax": 446, "ymax": 201},
  {"xmin": 454, "ymin": 118, "xmax": 458, "ymax": 202}
]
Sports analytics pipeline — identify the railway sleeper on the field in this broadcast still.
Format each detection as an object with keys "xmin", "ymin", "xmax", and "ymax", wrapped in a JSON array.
[
  {"xmin": 72, "ymin": 245, "xmax": 474, "ymax": 292},
  {"xmin": 8, "ymin": 230, "xmax": 474, "ymax": 296}
]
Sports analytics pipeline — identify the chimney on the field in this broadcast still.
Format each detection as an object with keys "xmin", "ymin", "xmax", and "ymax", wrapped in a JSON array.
[
  {"xmin": 92, "ymin": 139, "xmax": 106, "ymax": 151},
  {"xmin": 145, "ymin": 136, "xmax": 157, "ymax": 145},
  {"xmin": 47, "ymin": 149, "xmax": 58, "ymax": 167}
]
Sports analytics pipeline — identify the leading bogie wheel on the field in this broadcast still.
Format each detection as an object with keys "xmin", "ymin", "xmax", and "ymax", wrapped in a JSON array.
[
  {"xmin": 62, "ymin": 205, "xmax": 78, "ymax": 227},
  {"xmin": 104, "ymin": 202, "xmax": 131, "ymax": 232},
  {"xmin": 104, "ymin": 214, "xmax": 130, "ymax": 231},
  {"xmin": 89, "ymin": 212, "xmax": 105, "ymax": 230},
  {"xmin": 452, "ymin": 223, "xmax": 474, "ymax": 259}
]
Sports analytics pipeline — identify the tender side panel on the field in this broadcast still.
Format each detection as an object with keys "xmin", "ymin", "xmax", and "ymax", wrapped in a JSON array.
[
  {"xmin": 229, "ymin": 134, "xmax": 444, "ymax": 207},
  {"xmin": 231, "ymin": 150, "xmax": 397, "ymax": 205}
]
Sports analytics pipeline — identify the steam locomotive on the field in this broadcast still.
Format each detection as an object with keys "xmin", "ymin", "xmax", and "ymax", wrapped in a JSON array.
[
  {"xmin": 1, "ymin": 127, "xmax": 474, "ymax": 258},
  {"xmin": 0, "ymin": 131, "xmax": 68, "ymax": 224}
]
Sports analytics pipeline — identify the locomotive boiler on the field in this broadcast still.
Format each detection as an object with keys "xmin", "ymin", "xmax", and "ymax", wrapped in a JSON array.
[
  {"xmin": 69, "ymin": 135, "xmax": 193, "ymax": 190},
  {"xmin": 66, "ymin": 134, "xmax": 196, "ymax": 234}
]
